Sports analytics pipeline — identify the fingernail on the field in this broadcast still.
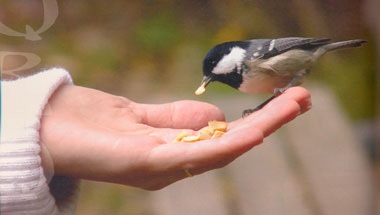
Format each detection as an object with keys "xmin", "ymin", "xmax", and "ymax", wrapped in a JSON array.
[
  {"xmin": 305, "ymin": 98, "xmax": 312, "ymax": 111},
  {"xmin": 299, "ymin": 99, "xmax": 312, "ymax": 115}
]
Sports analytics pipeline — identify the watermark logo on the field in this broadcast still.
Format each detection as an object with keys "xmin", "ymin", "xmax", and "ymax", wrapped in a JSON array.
[
  {"xmin": 0, "ymin": 0, "xmax": 58, "ymax": 79},
  {"xmin": 0, "ymin": 0, "xmax": 59, "ymax": 41},
  {"xmin": 0, "ymin": 52, "xmax": 42, "ymax": 78}
]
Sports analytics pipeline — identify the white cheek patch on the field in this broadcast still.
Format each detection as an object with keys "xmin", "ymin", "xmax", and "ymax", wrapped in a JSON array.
[{"xmin": 212, "ymin": 47, "xmax": 246, "ymax": 74}]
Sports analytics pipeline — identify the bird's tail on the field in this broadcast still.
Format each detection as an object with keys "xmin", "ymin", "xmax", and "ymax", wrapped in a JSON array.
[{"xmin": 323, "ymin": 39, "xmax": 367, "ymax": 52}]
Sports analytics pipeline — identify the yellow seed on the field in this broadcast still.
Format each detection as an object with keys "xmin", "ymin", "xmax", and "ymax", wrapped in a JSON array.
[
  {"xmin": 182, "ymin": 135, "xmax": 201, "ymax": 142},
  {"xmin": 199, "ymin": 126, "xmax": 214, "ymax": 140},
  {"xmin": 211, "ymin": 130, "xmax": 225, "ymax": 139},
  {"xmin": 175, "ymin": 130, "xmax": 188, "ymax": 142},
  {"xmin": 195, "ymin": 84, "xmax": 206, "ymax": 95},
  {"xmin": 208, "ymin": 120, "xmax": 227, "ymax": 132},
  {"xmin": 174, "ymin": 121, "xmax": 227, "ymax": 142}
]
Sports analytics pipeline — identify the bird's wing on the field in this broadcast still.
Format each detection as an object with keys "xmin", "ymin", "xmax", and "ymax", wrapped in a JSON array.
[{"xmin": 245, "ymin": 37, "xmax": 331, "ymax": 60}]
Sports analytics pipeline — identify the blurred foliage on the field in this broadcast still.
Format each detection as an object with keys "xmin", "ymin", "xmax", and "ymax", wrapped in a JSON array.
[{"xmin": 0, "ymin": 0, "xmax": 376, "ymax": 213}]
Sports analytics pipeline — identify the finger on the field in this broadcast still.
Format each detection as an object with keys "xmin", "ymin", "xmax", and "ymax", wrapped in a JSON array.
[
  {"xmin": 280, "ymin": 86, "xmax": 312, "ymax": 114},
  {"xmin": 135, "ymin": 100, "xmax": 225, "ymax": 130},
  {"xmin": 148, "ymin": 87, "xmax": 311, "ymax": 172},
  {"xmin": 229, "ymin": 86, "xmax": 311, "ymax": 131},
  {"xmin": 242, "ymin": 86, "xmax": 311, "ymax": 137}
]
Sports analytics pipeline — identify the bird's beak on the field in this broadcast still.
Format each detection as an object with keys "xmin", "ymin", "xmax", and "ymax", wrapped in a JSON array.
[{"xmin": 195, "ymin": 76, "xmax": 212, "ymax": 95}]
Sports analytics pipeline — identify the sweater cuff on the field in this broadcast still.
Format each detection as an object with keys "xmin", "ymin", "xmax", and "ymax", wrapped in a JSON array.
[
  {"xmin": 1, "ymin": 68, "xmax": 75, "ymax": 214},
  {"xmin": 2, "ymin": 68, "xmax": 73, "ymax": 141}
]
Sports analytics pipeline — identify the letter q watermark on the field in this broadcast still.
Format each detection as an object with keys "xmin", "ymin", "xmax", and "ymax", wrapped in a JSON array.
[{"xmin": 0, "ymin": 0, "xmax": 58, "ymax": 77}]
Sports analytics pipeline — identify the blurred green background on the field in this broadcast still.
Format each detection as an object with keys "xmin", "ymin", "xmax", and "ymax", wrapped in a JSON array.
[{"xmin": 0, "ymin": 0, "xmax": 378, "ymax": 214}]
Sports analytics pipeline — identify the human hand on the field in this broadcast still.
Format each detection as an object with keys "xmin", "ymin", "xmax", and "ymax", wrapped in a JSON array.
[{"xmin": 40, "ymin": 85, "xmax": 311, "ymax": 190}]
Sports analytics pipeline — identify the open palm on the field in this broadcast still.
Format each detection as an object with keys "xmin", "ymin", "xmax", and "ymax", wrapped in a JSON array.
[{"xmin": 40, "ymin": 85, "xmax": 311, "ymax": 190}]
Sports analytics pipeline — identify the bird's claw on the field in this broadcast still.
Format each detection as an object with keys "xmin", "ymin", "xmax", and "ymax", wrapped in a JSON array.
[
  {"xmin": 242, "ymin": 109, "xmax": 254, "ymax": 118},
  {"xmin": 242, "ymin": 106, "xmax": 262, "ymax": 117}
]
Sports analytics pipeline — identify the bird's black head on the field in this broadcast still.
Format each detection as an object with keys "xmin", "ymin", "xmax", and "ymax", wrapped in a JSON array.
[{"xmin": 200, "ymin": 41, "xmax": 250, "ymax": 90}]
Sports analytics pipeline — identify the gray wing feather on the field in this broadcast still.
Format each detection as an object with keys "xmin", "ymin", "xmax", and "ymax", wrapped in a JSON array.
[{"xmin": 245, "ymin": 37, "xmax": 331, "ymax": 60}]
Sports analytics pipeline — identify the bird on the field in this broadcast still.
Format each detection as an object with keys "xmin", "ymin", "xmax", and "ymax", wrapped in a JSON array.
[{"xmin": 194, "ymin": 37, "xmax": 367, "ymax": 117}]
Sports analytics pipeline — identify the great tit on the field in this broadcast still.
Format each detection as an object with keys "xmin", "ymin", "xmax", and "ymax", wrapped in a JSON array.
[{"xmin": 194, "ymin": 37, "xmax": 367, "ymax": 116}]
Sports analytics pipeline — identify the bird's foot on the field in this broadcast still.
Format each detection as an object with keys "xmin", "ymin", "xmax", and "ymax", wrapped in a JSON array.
[
  {"xmin": 241, "ymin": 95, "xmax": 276, "ymax": 118},
  {"xmin": 242, "ymin": 107, "xmax": 259, "ymax": 118}
]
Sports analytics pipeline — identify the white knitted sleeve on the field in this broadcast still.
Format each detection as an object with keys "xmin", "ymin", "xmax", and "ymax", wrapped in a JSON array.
[{"xmin": 1, "ymin": 68, "xmax": 77, "ymax": 215}]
